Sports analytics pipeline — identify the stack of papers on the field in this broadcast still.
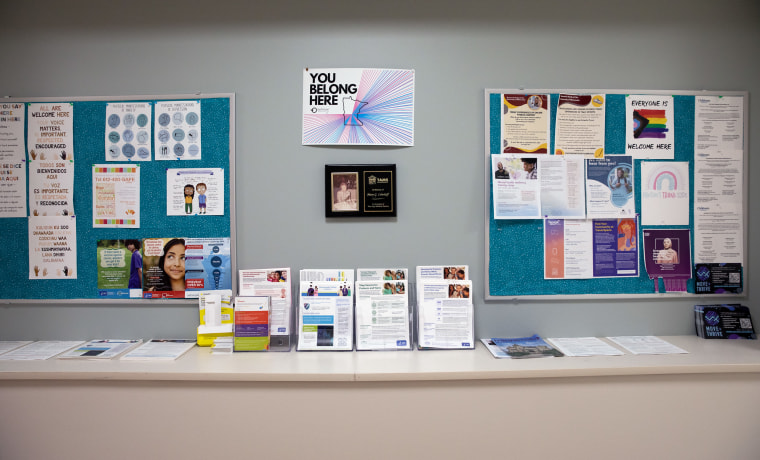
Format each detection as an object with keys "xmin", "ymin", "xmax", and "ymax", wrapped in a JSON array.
[
  {"xmin": 482, "ymin": 335, "xmax": 564, "ymax": 359},
  {"xmin": 0, "ymin": 341, "xmax": 85, "ymax": 360}
]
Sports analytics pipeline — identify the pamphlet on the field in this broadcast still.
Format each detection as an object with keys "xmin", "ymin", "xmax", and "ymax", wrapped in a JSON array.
[
  {"xmin": 0, "ymin": 341, "xmax": 33, "ymax": 356},
  {"xmin": 355, "ymin": 280, "xmax": 410, "ymax": 350},
  {"xmin": 121, "ymin": 339, "xmax": 196, "ymax": 360},
  {"xmin": 606, "ymin": 336, "xmax": 688, "ymax": 355},
  {"xmin": 0, "ymin": 341, "xmax": 85, "ymax": 360},
  {"xmin": 58, "ymin": 339, "xmax": 143, "ymax": 359},
  {"xmin": 234, "ymin": 296, "xmax": 270, "ymax": 351},
  {"xmin": 545, "ymin": 337, "xmax": 624, "ymax": 356},
  {"xmin": 238, "ymin": 268, "xmax": 292, "ymax": 339},
  {"xmin": 490, "ymin": 335, "xmax": 564, "ymax": 358},
  {"xmin": 297, "ymin": 269, "xmax": 354, "ymax": 351}
]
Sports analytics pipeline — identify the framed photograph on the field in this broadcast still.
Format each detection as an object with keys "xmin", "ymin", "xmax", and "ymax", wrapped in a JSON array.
[{"xmin": 325, "ymin": 164, "xmax": 397, "ymax": 218}]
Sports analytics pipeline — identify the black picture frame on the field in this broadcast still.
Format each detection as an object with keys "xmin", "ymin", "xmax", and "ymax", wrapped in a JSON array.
[{"xmin": 325, "ymin": 164, "xmax": 397, "ymax": 218}]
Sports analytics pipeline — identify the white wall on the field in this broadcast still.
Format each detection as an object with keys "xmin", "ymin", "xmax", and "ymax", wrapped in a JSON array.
[{"xmin": 0, "ymin": 0, "xmax": 758, "ymax": 340}]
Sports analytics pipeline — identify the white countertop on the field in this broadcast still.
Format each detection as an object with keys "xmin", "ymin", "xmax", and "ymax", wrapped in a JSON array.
[{"xmin": 1, "ymin": 336, "xmax": 758, "ymax": 382}]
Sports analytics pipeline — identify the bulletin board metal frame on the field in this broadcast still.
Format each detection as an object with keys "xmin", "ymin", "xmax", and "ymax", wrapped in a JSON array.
[
  {"xmin": 484, "ymin": 88, "xmax": 748, "ymax": 300},
  {"xmin": 2, "ymin": 93, "xmax": 236, "ymax": 303}
]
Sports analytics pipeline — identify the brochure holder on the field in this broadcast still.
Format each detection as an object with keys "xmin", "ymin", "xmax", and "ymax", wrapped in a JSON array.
[{"xmin": 268, "ymin": 284, "xmax": 295, "ymax": 352}]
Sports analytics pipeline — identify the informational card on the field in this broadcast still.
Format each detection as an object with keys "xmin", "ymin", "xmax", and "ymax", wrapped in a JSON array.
[
  {"xmin": 155, "ymin": 100, "xmax": 201, "ymax": 160},
  {"xmin": 27, "ymin": 103, "xmax": 74, "ymax": 217},
  {"xmin": 585, "ymin": 156, "xmax": 635, "ymax": 218},
  {"xmin": 105, "ymin": 102, "xmax": 152, "ymax": 161},
  {"xmin": 694, "ymin": 263, "xmax": 743, "ymax": 294},
  {"xmin": 302, "ymin": 68, "xmax": 415, "ymax": 146},
  {"xmin": 554, "ymin": 93, "xmax": 606, "ymax": 157},
  {"xmin": 28, "ymin": 216, "xmax": 77, "ymax": 279},
  {"xmin": 184, "ymin": 237, "xmax": 232, "ymax": 298},
  {"xmin": 92, "ymin": 165, "xmax": 140, "ymax": 228},
  {"xmin": 500, "ymin": 93, "xmax": 550, "ymax": 153},
  {"xmin": 96, "ymin": 239, "xmax": 136, "ymax": 298},
  {"xmin": 0, "ymin": 102, "xmax": 27, "ymax": 217},
  {"xmin": 540, "ymin": 155, "xmax": 586, "ymax": 218},
  {"xmin": 491, "ymin": 154, "xmax": 541, "ymax": 219},
  {"xmin": 238, "ymin": 268, "xmax": 291, "ymax": 338},
  {"xmin": 625, "ymin": 95, "xmax": 674, "ymax": 159},
  {"xmin": 641, "ymin": 161, "xmax": 689, "ymax": 225},
  {"xmin": 166, "ymin": 168, "xmax": 224, "ymax": 216}
]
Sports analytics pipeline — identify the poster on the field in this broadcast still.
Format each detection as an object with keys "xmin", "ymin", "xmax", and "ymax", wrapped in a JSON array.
[
  {"xmin": 694, "ymin": 95, "xmax": 744, "ymax": 264},
  {"xmin": 540, "ymin": 155, "xmax": 586, "ymax": 219},
  {"xmin": 142, "ymin": 237, "xmax": 185, "ymax": 299},
  {"xmin": 155, "ymin": 100, "xmax": 201, "ymax": 160},
  {"xmin": 92, "ymin": 165, "xmax": 140, "ymax": 228},
  {"xmin": 544, "ymin": 219, "xmax": 593, "ymax": 279},
  {"xmin": 184, "ymin": 237, "xmax": 232, "ymax": 299},
  {"xmin": 28, "ymin": 216, "xmax": 77, "ymax": 279},
  {"xmin": 302, "ymin": 68, "xmax": 415, "ymax": 146},
  {"xmin": 554, "ymin": 93, "xmax": 605, "ymax": 157},
  {"xmin": 27, "ymin": 103, "xmax": 75, "ymax": 217},
  {"xmin": 641, "ymin": 161, "xmax": 689, "ymax": 225},
  {"xmin": 642, "ymin": 228, "xmax": 692, "ymax": 286},
  {"xmin": 501, "ymin": 94, "xmax": 550, "ymax": 153},
  {"xmin": 585, "ymin": 156, "xmax": 635, "ymax": 218},
  {"xmin": 544, "ymin": 218, "xmax": 638, "ymax": 279},
  {"xmin": 106, "ymin": 102, "xmax": 152, "ymax": 161},
  {"xmin": 96, "ymin": 239, "xmax": 142, "ymax": 298},
  {"xmin": 0, "ymin": 102, "xmax": 27, "ymax": 217},
  {"xmin": 592, "ymin": 218, "xmax": 639, "ymax": 278},
  {"xmin": 491, "ymin": 154, "xmax": 541, "ymax": 219},
  {"xmin": 166, "ymin": 168, "xmax": 224, "ymax": 216},
  {"xmin": 625, "ymin": 94, "xmax": 674, "ymax": 159}
]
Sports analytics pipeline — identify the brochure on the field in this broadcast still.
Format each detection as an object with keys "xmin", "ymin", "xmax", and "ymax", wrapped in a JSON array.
[
  {"xmin": 355, "ymin": 280, "xmax": 410, "ymax": 350},
  {"xmin": 545, "ymin": 337, "xmax": 624, "ymax": 356},
  {"xmin": 121, "ymin": 339, "xmax": 196, "ymax": 360},
  {"xmin": 490, "ymin": 335, "xmax": 564, "ymax": 358},
  {"xmin": 298, "ymin": 269, "xmax": 354, "ymax": 351},
  {"xmin": 606, "ymin": 336, "xmax": 688, "ymax": 355},
  {"xmin": 58, "ymin": 339, "xmax": 143, "ymax": 359},
  {"xmin": 238, "ymin": 268, "xmax": 292, "ymax": 339},
  {"xmin": 416, "ymin": 279, "xmax": 473, "ymax": 349},
  {"xmin": 234, "ymin": 296, "xmax": 270, "ymax": 351}
]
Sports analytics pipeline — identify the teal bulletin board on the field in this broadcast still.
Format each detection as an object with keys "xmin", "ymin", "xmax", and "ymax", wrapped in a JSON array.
[
  {"xmin": 484, "ymin": 89, "xmax": 747, "ymax": 299},
  {"xmin": 1, "ymin": 94, "xmax": 235, "ymax": 300}
]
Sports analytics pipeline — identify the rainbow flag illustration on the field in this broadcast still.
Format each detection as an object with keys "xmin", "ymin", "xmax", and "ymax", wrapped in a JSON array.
[{"xmin": 633, "ymin": 109, "xmax": 668, "ymax": 139}]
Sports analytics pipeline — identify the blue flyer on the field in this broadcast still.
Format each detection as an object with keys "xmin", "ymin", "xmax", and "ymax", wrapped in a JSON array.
[{"xmin": 184, "ymin": 237, "xmax": 231, "ymax": 298}]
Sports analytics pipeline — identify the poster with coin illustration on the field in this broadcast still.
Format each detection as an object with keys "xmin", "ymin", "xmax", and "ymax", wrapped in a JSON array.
[
  {"xmin": 155, "ymin": 100, "xmax": 201, "ymax": 160},
  {"xmin": 105, "ymin": 102, "xmax": 152, "ymax": 161}
]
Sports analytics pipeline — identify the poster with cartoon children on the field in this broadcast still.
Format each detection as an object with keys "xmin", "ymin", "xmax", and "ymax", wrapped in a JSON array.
[{"xmin": 166, "ymin": 168, "xmax": 224, "ymax": 216}]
